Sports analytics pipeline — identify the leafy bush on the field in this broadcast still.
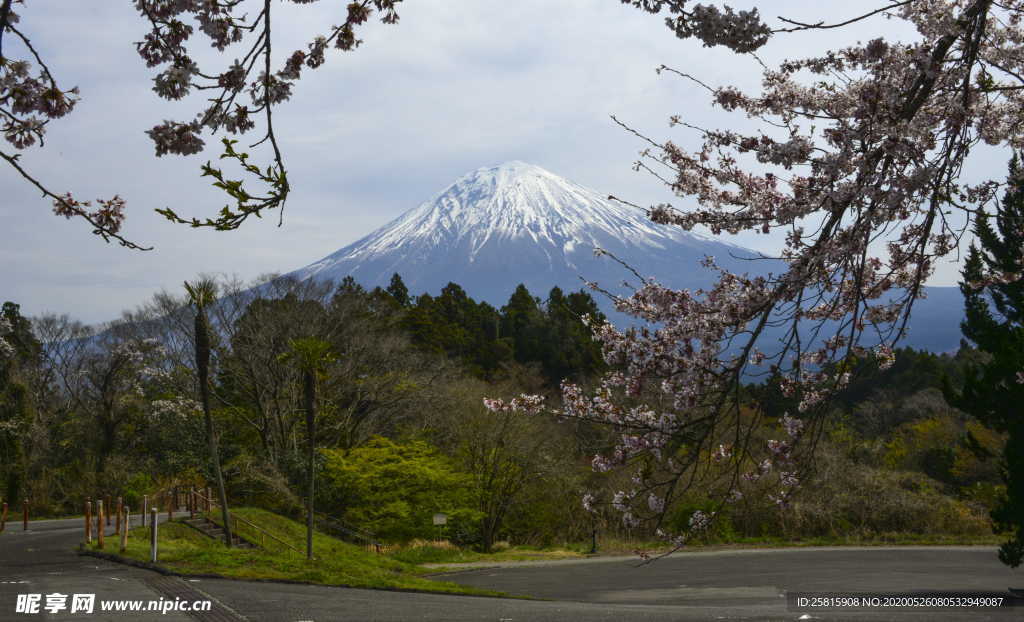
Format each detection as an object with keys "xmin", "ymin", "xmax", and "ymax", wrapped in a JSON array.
[{"xmin": 318, "ymin": 437, "xmax": 482, "ymax": 542}]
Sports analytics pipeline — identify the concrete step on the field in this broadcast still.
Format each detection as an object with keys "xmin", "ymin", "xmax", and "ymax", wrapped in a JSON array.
[{"xmin": 181, "ymin": 515, "xmax": 261, "ymax": 550}]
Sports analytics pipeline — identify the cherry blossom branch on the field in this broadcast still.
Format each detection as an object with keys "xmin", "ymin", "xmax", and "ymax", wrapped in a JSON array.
[
  {"xmin": 137, "ymin": 0, "xmax": 403, "ymax": 232},
  {"xmin": 775, "ymin": 1, "xmax": 916, "ymax": 33},
  {"xmin": 0, "ymin": 148, "xmax": 151, "ymax": 249},
  {"xmin": 490, "ymin": 0, "xmax": 1013, "ymax": 553},
  {"xmin": 0, "ymin": 0, "xmax": 12, "ymax": 60}
]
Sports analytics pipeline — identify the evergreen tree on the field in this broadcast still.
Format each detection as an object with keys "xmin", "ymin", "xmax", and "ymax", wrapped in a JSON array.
[
  {"xmin": 502, "ymin": 284, "xmax": 545, "ymax": 365},
  {"xmin": 385, "ymin": 273, "xmax": 411, "ymax": 308},
  {"xmin": 949, "ymin": 155, "xmax": 1024, "ymax": 567},
  {"xmin": 540, "ymin": 287, "xmax": 607, "ymax": 384}
]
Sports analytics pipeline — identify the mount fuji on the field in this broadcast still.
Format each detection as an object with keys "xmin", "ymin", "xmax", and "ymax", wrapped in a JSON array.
[
  {"xmin": 289, "ymin": 161, "xmax": 766, "ymax": 303},
  {"xmin": 286, "ymin": 161, "xmax": 964, "ymax": 353}
]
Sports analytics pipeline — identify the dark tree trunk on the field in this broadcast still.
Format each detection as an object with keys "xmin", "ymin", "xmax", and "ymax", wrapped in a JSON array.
[
  {"xmin": 196, "ymin": 310, "xmax": 232, "ymax": 547},
  {"xmin": 301, "ymin": 368, "xmax": 313, "ymax": 561},
  {"xmin": 95, "ymin": 418, "xmax": 117, "ymax": 491},
  {"xmin": 303, "ymin": 369, "xmax": 315, "ymax": 560}
]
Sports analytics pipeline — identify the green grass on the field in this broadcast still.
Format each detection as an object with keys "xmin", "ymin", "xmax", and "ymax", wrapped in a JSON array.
[
  {"xmin": 394, "ymin": 533, "xmax": 1005, "ymax": 565},
  {"xmin": 88, "ymin": 507, "xmax": 506, "ymax": 596},
  {"xmin": 581, "ymin": 532, "xmax": 1005, "ymax": 555}
]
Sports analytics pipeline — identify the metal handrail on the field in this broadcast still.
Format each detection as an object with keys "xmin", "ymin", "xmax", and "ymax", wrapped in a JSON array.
[
  {"xmin": 189, "ymin": 489, "xmax": 304, "ymax": 556},
  {"xmin": 312, "ymin": 510, "xmax": 380, "ymax": 548}
]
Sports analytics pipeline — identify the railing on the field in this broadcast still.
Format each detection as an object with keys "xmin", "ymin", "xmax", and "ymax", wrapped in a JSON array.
[
  {"xmin": 190, "ymin": 488, "xmax": 304, "ymax": 556},
  {"xmin": 155, "ymin": 486, "xmax": 383, "ymax": 558},
  {"xmin": 311, "ymin": 510, "xmax": 383, "ymax": 552}
]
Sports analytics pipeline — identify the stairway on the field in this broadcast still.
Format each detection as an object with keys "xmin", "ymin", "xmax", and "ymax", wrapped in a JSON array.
[{"xmin": 183, "ymin": 516, "xmax": 256, "ymax": 549}]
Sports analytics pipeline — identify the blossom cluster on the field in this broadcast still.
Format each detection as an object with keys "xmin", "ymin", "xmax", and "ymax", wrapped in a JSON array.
[
  {"xmin": 482, "ymin": 394, "xmax": 546, "ymax": 416},
  {"xmin": 0, "ymin": 316, "xmax": 14, "ymax": 360},
  {"xmin": 0, "ymin": 3, "xmax": 149, "ymax": 246},
  {"xmin": 623, "ymin": 1, "xmax": 771, "ymax": 54},
  {"xmin": 150, "ymin": 396, "xmax": 200, "ymax": 421},
  {"xmin": 0, "ymin": 38, "xmax": 79, "ymax": 152},
  {"xmin": 52, "ymin": 194, "xmax": 127, "ymax": 235},
  {"xmin": 133, "ymin": 0, "xmax": 403, "ymax": 158}
]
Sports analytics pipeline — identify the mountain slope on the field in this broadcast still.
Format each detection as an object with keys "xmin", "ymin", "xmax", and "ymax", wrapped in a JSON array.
[
  {"xmin": 287, "ymin": 161, "xmax": 964, "ymax": 353},
  {"xmin": 290, "ymin": 161, "xmax": 768, "ymax": 305}
]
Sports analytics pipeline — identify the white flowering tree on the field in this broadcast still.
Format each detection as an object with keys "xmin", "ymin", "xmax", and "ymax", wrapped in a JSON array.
[
  {"xmin": 486, "ymin": 0, "xmax": 1024, "ymax": 556},
  {"xmin": 34, "ymin": 315, "xmax": 168, "ymax": 489}
]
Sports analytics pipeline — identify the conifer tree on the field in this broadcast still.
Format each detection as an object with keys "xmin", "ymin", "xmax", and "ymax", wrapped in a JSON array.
[
  {"xmin": 386, "ymin": 273, "xmax": 411, "ymax": 308},
  {"xmin": 950, "ymin": 155, "xmax": 1024, "ymax": 567}
]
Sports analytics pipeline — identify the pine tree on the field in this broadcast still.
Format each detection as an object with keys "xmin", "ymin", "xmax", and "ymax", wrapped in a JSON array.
[
  {"xmin": 949, "ymin": 155, "xmax": 1024, "ymax": 568},
  {"xmin": 386, "ymin": 273, "xmax": 411, "ymax": 308},
  {"xmin": 540, "ymin": 287, "xmax": 607, "ymax": 384},
  {"xmin": 502, "ymin": 284, "xmax": 544, "ymax": 364}
]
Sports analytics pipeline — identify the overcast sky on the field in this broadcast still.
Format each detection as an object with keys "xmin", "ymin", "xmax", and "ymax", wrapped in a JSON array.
[{"xmin": 1, "ymin": 1, "xmax": 1000, "ymax": 324}]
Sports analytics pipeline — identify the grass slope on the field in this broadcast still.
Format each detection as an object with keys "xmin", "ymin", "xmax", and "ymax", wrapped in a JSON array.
[{"xmin": 97, "ymin": 507, "xmax": 504, "ymax": 596}]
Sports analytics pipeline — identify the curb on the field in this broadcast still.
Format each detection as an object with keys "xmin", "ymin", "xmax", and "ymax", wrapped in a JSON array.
[{"xmin": 76, "ymin": 547, "xmax": 519, "ymax": 600}]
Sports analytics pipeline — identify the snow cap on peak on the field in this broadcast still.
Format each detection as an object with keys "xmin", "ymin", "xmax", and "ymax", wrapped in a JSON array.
[
  {"xmin": 287, "ymin": 161, "xmax": 765, "ymax": 316},
  {"xmin": 464, "ymin": 160, "xmax": 560, "ymax": 181},
  {"xmin": 487, "ymin": 160, "xmax": 540, "ymax": 172}
]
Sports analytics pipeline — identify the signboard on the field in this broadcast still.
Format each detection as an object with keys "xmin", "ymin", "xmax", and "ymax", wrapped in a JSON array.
[{"xmin": 432, "ymin": 513, "xmax": 448, "ymax": 526}]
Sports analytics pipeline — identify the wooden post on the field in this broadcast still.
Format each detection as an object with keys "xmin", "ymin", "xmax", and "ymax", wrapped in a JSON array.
[
  {"xmin": 142, "ymin": 495, "xmax": 148, "ymax": 527},
  {"xmin": 120, "ymin": 506, "xmax": 128, "ymax": 553},
  {"xmin": 189, "ymin": 488, "xmax": 195, "ymax": 520},
  {"xmin": 96, "ymin": 500, "xmax": 104, "ymax": 549},
  {"xmin": 166, "ymin": 492, "xmax": 172, "ymax": 522},
  {"xmin": 22, "ymin": 499, "xmax": 28, "ymax": 531},
  {"xmin": 0, "ymin": 501, "xmax": 6, "ymax": 532},
  {"xmin": 150, "ymin": 508, "xmax": 158, "ymax": 563},
  {"xmin": 115, "ymin": 497, "xmax": 122, "ymax": 535},
  {"xmin": 105, "ymin": 495, "xmax": 111, "ymax": 526},
  {"xmin": 85, "ymin": 499, "xmax": 92, "ymax": 544}
]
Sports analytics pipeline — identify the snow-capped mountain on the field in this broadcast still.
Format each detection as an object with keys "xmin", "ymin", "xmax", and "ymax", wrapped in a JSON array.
[
  {"xmin": 289, "ymin": 161, "xmax": 767, "ymax": 304},
  {"xmin": 287, "ymin": 161, "xmax": 964, "ymax": 353}
]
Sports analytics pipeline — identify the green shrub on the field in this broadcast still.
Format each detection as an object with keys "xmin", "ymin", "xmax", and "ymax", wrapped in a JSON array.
[{"xmin": 319, "ymin": 437, "xmax": 482, "ymax": 542}]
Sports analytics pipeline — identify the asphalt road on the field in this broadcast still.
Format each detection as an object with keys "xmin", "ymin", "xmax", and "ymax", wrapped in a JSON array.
[
  {"xmin": 3, "ymin": 518, "xmax": 1023, "ymax": 621},
  {"xmin": 434, "ymin": 546, "xmax": 1024, "ymax": 619},
  {"xmin": 436, "ymin": 546, "xmax": 1021, "ymax": 604},
  {"xmin": 0, "ymin": 513, "xmax": 212, "ymax": 622}
]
